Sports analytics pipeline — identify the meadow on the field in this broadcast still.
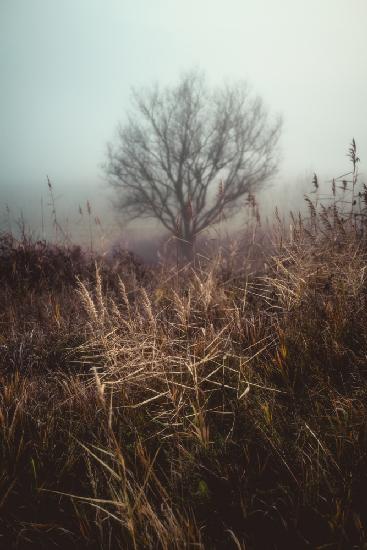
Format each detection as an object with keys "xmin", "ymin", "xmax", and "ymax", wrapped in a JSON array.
[{"xmin": 0, "ymin": 148, "xmax": 367, "ymax": 549}]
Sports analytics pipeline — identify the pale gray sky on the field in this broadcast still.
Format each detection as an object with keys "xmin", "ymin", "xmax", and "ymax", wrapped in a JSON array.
[{"xmin": 1, "ymin": 0, "xmax": 367, "ymax": 243}]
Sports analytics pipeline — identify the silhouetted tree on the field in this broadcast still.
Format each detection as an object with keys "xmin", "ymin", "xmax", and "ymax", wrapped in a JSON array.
[{"xmin": 105, "ymin": 71, "xmax": 281, "ymax": 259}]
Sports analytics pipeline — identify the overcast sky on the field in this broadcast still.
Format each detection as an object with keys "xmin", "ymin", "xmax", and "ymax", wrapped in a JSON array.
[{"xmin": 1, "ymin": 0, "xmax": 367, "ymax": 242}]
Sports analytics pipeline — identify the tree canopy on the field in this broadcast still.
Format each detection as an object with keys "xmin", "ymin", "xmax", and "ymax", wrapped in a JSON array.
[{"xmin": 105, "ymin": 71, "xmax": 281, "ymax": 258}]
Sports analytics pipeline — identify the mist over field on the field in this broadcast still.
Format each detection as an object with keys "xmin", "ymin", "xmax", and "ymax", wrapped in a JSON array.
[{"xmin": 1, "ymin": 0, "xmax": 367, "ymax": 255}]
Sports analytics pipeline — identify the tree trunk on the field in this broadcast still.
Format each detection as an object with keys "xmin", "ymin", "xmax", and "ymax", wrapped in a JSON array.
[
  {"xmin": 179, "ymin": 213, "xmax": 195, "ymax": 261},
  {"xmin": 180, "ymin": 236, "xmax": 194, "ymax": 261}
]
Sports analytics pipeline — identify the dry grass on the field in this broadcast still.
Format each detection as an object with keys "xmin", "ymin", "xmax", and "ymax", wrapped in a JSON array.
[{"xmin": 1, "ymin": 148, "xmax": 367, "ymax": 548}]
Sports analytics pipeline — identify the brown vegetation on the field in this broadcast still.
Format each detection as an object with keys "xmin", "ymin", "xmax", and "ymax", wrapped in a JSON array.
[{"xmin": 0, "ymin": 146, "xmax": 367, "ymax": 548}]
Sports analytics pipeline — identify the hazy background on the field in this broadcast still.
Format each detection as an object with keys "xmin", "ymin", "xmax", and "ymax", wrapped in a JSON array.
[{"xmin": 1, "ymin": 0, "xmax": 367, "ymax": 252}]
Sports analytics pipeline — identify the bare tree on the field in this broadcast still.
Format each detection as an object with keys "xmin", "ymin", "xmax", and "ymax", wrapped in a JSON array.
[{"xmin": 105, "ymin": 71, "xmax": 281, "ymax": 259}]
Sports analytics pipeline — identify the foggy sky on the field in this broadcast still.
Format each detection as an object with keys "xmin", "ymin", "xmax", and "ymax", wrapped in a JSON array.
[{"xmin": 1, "ymin": 0, "xmax": 367, "ymax": 243}]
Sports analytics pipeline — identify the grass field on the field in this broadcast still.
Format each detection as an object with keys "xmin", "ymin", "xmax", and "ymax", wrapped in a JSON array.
[{"xmin": 1, "ymin": 154, "xmax": 367, "ymax": 548}]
